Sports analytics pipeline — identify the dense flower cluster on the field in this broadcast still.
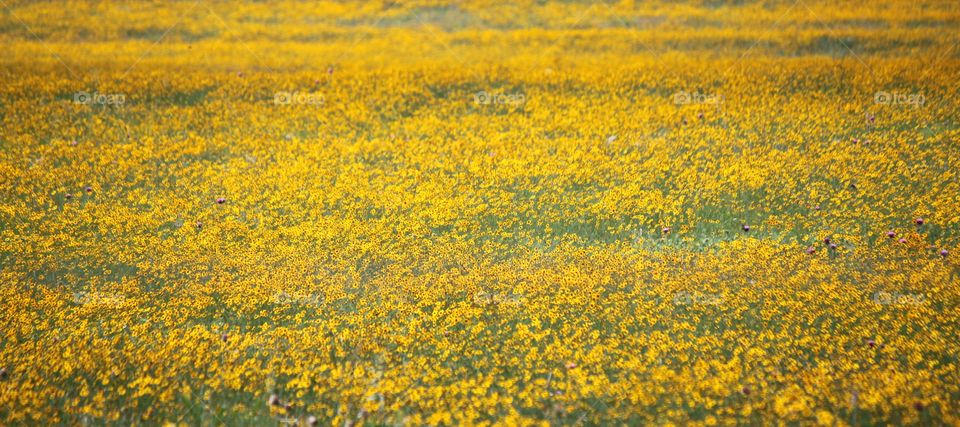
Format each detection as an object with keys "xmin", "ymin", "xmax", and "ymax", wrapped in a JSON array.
[{"xmin": 1, "ymin": 1, "xmax": 959, "ymax": 425}]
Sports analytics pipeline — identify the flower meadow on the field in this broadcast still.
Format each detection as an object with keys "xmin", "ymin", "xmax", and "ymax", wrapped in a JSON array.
[{"xmin": 2, "ymin": 1, "xmax": 960, "ymax": 425}]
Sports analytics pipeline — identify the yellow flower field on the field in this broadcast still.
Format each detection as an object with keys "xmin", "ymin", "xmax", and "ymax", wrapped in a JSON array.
[{"xmin": 1, "ymin": 0, "xmax": 959, "ymax": 425}]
